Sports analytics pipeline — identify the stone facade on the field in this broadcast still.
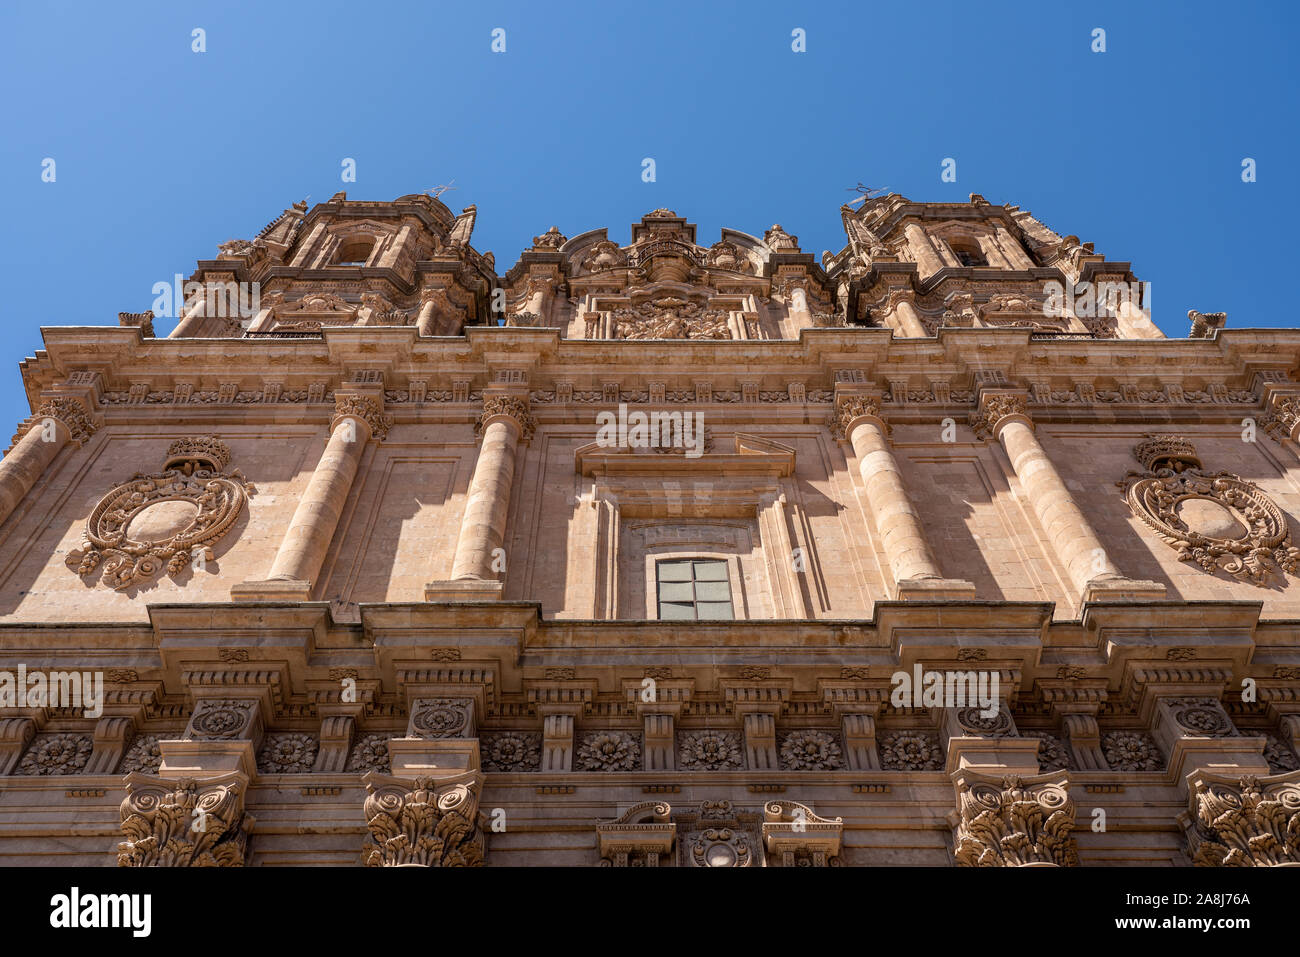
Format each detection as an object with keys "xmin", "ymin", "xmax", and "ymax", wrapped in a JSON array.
[{"xmin": 1, "ymin": 189, "xmax": 1299, "ymax": 866}]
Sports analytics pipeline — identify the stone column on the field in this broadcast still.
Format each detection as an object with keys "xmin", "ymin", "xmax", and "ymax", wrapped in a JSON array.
[
  {"xmin": 903, "ymin": 223, "xmax": 944, "ymax": 278},
  {"xmin": 449, "ymin": 395, "xmax": 535, "ymax": 582},
  {"xmin": 235, "ymin": 395, "xmax": 390, "ymax": 601},
  {"xmin": 416, "ymin": 287, "xmax": 453, "ymax": 336},
  {"xmin": 890, "ymin": 293, "xmax": 930, "ymax": 338},
  {"xmin": 972, "ymin": 390, "xmax": 1164, "ymax": 602},
  {"xmin": 0, "ymin": 396, "xmax": 97, "ymax": 528},
  {"xmin": 832, "ymin": 394, "xmax": 975, "ymax": 600},
  {"xmin": 168, "ymin": 293, "xmax": 208, "ymax": 338}
]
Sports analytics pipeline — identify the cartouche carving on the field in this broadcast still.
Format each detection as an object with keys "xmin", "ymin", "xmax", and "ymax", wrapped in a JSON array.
[
  {"xmin": 66, "ymin": 437, "xmax": 254, "ymax": 591},
  {"xmin": 1119, "ymin": 434, "xmax": 1300, "ymax": 586}
]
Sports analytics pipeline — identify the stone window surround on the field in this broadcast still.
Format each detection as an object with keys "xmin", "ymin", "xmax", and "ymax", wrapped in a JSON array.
[{"xmin": 647, "ymin": 551, "xmax": 744, "ymax": 621}]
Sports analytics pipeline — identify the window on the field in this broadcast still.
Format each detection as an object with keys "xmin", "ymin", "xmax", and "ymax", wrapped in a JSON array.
[
  {"xmin": 950, "ymin": 242, "xmax": 986, "ymax": 267},
  {"xmin": 334, "ymin": 237, "xmax": 374, "ymax": 266},
  {"xmin": 656, "ymin": 559, "xmax": 733, "ymax": 620}
]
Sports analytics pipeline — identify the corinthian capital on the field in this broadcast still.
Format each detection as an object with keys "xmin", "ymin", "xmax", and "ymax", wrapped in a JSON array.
[
  {"xmin": 117, "ymin": 771, "xmax": 252, "ymax": 867},
  {"xmin": 828, "ymin": 394, "xmax": 885, "ymax": 440},
  {"xmin": 332, "ymin": 394, "xmax": 393, "ymax": 442},
  {"xmin": 19, "ymin": 395, "xmax": 98, "ymax": 447},
  {"xmin": 361, "ymin": 770, "xmax": 485, "ymax": 867},
  {"xmin": 952, "ymin": 770, "xmax": 1079, "ymax": 867},
  {"xmin": 1183, "ymin": 770, "xmax": 1300, "ymax": 866},
  {"xmin": 969, "ymin": 391, "xmax": 1031, "ymax": 440},
  {"xmin": 1261, "ymin": 393, "xmax": 1300, "ymax": 443},
  {"xmin": 477, "ymin": 394, "xmax": 535, "ymax": 441}
]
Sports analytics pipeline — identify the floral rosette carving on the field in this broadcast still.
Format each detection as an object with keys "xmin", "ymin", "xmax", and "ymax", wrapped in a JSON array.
[
  {"xmin": 1265, "ymin": 735, "xmax": 1300, "ymax": 773},
  {"xmin": 257, "ymin": 733, "xmax": 318, "ymax": 773},
  {"xmin": 1169, "ymin": 699, "xmax": 1234, "ymax": 737},
  {"xmin": 679, "ymin": 730, "xmax": 743, "ymax": 771},
  {"xmin": 65, "ymin": 437, "xmax": 254, "ymax": 591},
  {"xmin": 481, "ymin": 732, "xmax": 541, "ymax": 772},
  {"xmin": 188, "ymin": 699, "xmax": 255, "ymax": 740},
  {"xmin": 119, "ymin": 734, "xmax": 164, "ymax": 774},
  {"xmin": 577, "ymin": 731, "xmax": 641, "ymax": 771},
  {"xmin": 1103, "ymin": 731, "xmax": 1165, "ymax": 771},
  {"xmin": 778, "ymin": 730, "xmax": 844, "ymax": 771},
  {"xmin": 347, "ymin": 734, "xmax": 392, "ymax": 773},
  {"xmin": 1028, "ymin": 732, "xmax": 1069, "ymax": 772},
  {"xmin": 17, "ymin": 733, "xmax": 92, "ymax": 775},
  {"xmin": 1119, "ymin": 439, "xmax": 1300, "ymax": 586},
  {"xmin": 879, "ymin": 731, "xmax": 944, "ymax": 771},
  {"xmin": 956, "ymin": 707, "xmax": 1015, "ymax": 737},
  {"xmin": 409, "ymin": 699, "xmax": 471, "ymax": 739}
]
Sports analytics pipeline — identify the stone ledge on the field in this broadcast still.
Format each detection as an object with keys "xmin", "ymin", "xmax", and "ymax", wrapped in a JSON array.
[
  {"xmin": 1082, "ymin": 578, "xmax": 1167, "ymax": 603},
  {"xmin": 423, "ymin": 579, "xmax": 504, "ymax": 602},
  {"xmin": 895, "ymin": 577, "xmax": 978, "ymax": 601},
  {"xmin": 230, "ymin": 579, "xmax": 313, "ymax": 602}
]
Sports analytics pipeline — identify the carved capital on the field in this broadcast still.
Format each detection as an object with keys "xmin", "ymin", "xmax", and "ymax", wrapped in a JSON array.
[
  {"xmin": 117, "ymin": 771, "xmax": 253, "ymax": 867},
  {"xmin": 361, "ymin": 770, "xmax": 486, "ymax": 867},
  {"xmin": 969, "ymin": 391, "xmax": 1031, "ymax": 440},
  {"xmin": 828, "ymin": 394, "xmax": 885, "ymax": 440},
  {"xmin": 22, "ymin": 396, "xmax": 98, "ymax": 446},
  {"xmin": 477, "ymin": 394, "xmax": 535, "ymax": 442},
  {"xmin": 332, "ymin": 394, "xmax": 392, "ymax": 442},
  {"xmin": 1183, "ymin": 770, "xmax": 1300, "ymax": 866},
  {"xmin": 1261, "ymin": 393, "xmax": 1300, "ymax": 443},
  {"xmin": 952, "ymin": 770, "xmax": 1079, "ymax": 866}
]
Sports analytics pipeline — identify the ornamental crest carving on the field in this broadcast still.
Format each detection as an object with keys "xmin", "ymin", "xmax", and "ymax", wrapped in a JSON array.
[
  {"xmin": 1119, "ymin": 435, "xmax": 1300, "ymax": 586},
  {"xmin": 66, "ymin": 437, "xmax": 254, "ymax": 591}
]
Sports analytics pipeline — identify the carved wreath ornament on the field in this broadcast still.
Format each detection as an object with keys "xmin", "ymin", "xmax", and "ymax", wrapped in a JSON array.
[
  {"xmin": 67, "ymin": 437, "xmax": 254, "ymax": 590},
  {"xmin": 1119, "ymin": 435, "xmax": 1300, "ymax": 587}
]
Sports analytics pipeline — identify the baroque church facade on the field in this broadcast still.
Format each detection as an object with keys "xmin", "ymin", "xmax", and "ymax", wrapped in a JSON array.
[{"xmin": 1, "ymin": 189, "xmax": 1298, "ymax": 866}]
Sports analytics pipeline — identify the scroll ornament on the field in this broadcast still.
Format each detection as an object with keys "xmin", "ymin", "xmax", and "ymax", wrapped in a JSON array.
[
  {"xmin": 66, "ymin": 437, "xmax": 254, "ymax": 591},
  {"xmin": 1119, "ymin": 435, "xmax": 1300, "ymax": 586},
  {"xmin": 361, "ymin": 772, "xmax": 485, "ymax": 867}
]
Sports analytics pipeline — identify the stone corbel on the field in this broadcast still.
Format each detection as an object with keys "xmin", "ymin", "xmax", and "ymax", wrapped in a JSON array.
[
  {"xmin": 313, "ymin": 710, "xmax": 358, "ymax": 773},
  {"xmin": 85, "ymin": 715, "xmax": 138, "ymax": 775},
  {"xmin": 528, "ymin": 681, "xmax": 595, "ymax": 772},
  {"xmin": 1037, "ymin": 679, "xmax": 1109, "ymax": 770},
  {"xmin": 949, "ymin": 769, "xmax": 1079, "ymax": 866},
  {"xmin": 0, "ymin": 716, "xmax": 37, "ymax": 775},
  {"xmin": 117, "ymin": 770, "xmax": 253, "ymax": 867},
  {"xmin": 819, "ymin": 682, "xmax": 888, "ymax": 771},
  {"xmin": 628, "ymin": 678, "xmax": 692, "ymax": 772},
  {"xmin": 762, "ymin": 800, "xmax": 844, "ymax": 866},
  {"xmin": 724, "ymin": 683, "xmax": 789, "ymax": 770}
]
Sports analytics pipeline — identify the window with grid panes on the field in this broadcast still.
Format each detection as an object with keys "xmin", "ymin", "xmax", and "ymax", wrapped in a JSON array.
[{"xmin": 655, "ymin": 558, "xmax": 734, "ymax": 620}]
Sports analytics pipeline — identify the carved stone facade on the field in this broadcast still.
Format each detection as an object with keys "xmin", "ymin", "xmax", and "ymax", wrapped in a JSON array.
[{"xmin": 0, "ymin": 191, "xmax": 1298, "ymax": 866}]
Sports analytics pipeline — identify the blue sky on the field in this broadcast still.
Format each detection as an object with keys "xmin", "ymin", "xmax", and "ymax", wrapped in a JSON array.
[{"xmin": 0, "ymin": 0, "xmax": 1295, "ymax": 427}]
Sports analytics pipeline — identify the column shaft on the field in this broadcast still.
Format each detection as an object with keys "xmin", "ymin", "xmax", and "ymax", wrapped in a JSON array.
[
  {"xmin": 0, "ymin": 422, "xmax": 69, "ymax": 526},
  {"xmin": 904, "ymin": 223, "xmax": 944, "ymax": 278},
  {"xmin": 892, "ymin": 298, "xmax": 929, "ymax": 337},
  {"xmin": 267, "ymin": 417, "xmax": 370, "ymax": 584},
  {"xmin": 451, "ymin": 417, "xmax": 520, "ymax": 580},
  {"xmin": 997, "ymin": 420, "xmax": 1120, "ymax": 590},
  {"xmin": 849, "ymin": 419, "xmax": 945, "ymax": 584}
]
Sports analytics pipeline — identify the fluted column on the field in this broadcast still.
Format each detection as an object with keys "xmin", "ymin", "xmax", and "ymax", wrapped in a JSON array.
[
  {"xmin": 833, "ymin": 395, "xmax": 975, "ymax": 600},
  {"xmin": 903, "ymin": 222, "xmax": 944, "ymax": 278},
  {"xmin": 0, "ymin": 396, "xmax": 96, "ymax": 528},
  {"xmin": 449, "ymin": 395, "xmax": 535, "ymax": 581},
  {"xmin": 972, "ymin": 391, "xmax": 1164, "ymax": 602}
]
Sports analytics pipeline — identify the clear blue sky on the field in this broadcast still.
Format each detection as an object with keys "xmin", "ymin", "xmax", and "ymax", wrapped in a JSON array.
[{"xmin": 1, "ymin": 0, "xmax": 1295, "ymax": 428}]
